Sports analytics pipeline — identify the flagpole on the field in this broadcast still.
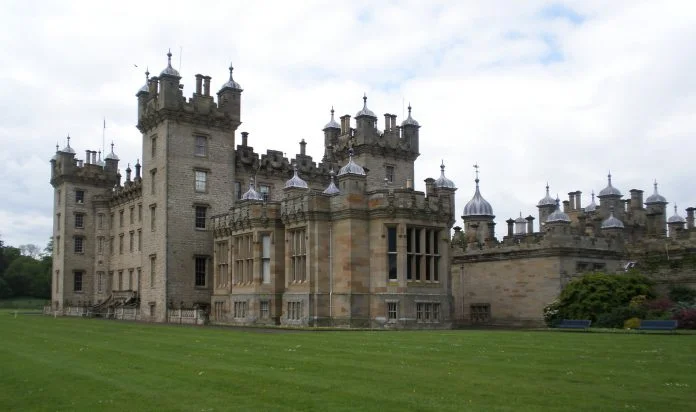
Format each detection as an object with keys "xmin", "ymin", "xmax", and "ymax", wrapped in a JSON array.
[{"xmin": 102, "ymin": 117, "xmax": 106, "ymax": 155}]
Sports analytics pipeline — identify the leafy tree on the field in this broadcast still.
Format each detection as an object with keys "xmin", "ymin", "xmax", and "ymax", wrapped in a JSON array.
[
  {"xmin": 552, "ymin": 272, "xmax": 654, "ymax": 324},
  {"xmin": 669, "ymin": 285, "xmax": 696, "ymax": 304},
  {"xmin": 19, "ymin": 244, "xmax": 43, "ymax": 259}
]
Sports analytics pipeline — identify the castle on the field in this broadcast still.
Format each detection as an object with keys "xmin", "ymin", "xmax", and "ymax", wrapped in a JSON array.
[{"xmin": 50, "ymin": 52, "xmax": 696, "ymax": 327}]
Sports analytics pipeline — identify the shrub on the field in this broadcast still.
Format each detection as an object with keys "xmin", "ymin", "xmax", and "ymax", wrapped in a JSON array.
[
  {"xmin": 554, "ymin": 272, "xmax": 654, "ymax": 323},
  {"xmin": 543, "ymin": 300, "xmax": 561, "ymax": 327},
  {"xmin": 672, "ymin": 308, "xmax": 696, "ymax": 329},
  {"xmin": 642, "ymin": 297, "xmax": 675, "ymax": 318},
  {"xmin": 595, "ymin": 306, "xmax": 644, "ymax": 328},
  {"xmin": 623, "ymin": 317, "xmax": 641, "ymax": 329},
  {"xmin": 669, "ymin": 285, "xmax": 696, "ymax": 304}
]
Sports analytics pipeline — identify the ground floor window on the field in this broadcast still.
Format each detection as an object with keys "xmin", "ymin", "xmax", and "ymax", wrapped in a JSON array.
[
  {"xmin": 73, "ymin": 271, "xmax": 83, "ymax": 292},
  {"xmin": 416, "ymin": 302, "xmax": 441, "ymax": 323},
  {"xmin": 470, "ymin": 303, "xmax": 491, "ymax": 324},
  {"xmin": 387, "ymin": 301, "xmax": 398, "ymax": 321},
  {"xmin": 287, "ymin": 301, "xmax": 303, "ymax": 320},
  {"xmin": 260, "ymin": 300, "xmax": 270, "ymax": 319},
  {"xmin": 234, "ymin": 301, "xmax": 248, "ymax": 318},
  {"xmin": 214, "ymin": 301, "xmax": 224, "ymax": 320}
]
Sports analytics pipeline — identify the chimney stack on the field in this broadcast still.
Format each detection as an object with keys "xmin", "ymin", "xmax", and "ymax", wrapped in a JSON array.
[
  {"xmin": 568, "ymin": 192, "xmax": 575, "ymax": 211},
  {"xmin": 135, "ymin": 159, "xmax": 141, "ymax": 181},
  {"xmin": 506, "ymin": 218, "xmax": 514, "ymax": 237},
  {"xmin": 575, "ymin": 191, "xmax": 582, "ymax": 210},
  {"xmin": 195, "ymin": 74, "xmax": 203, "ymax": 95},
  {"xmin": 241, "ymin": 131, "xmax": 249, "ymax": 146},
  {"xmin": 203, "ymin": 76, "xmax": 211, "ymax": 96},
  {"xmin": 686, "ymin": 207, "xmax": 695, "ymax": 229},
  {"xmin": 340, "ymin": 115, "xmax": 350, "ymax": 135},
  {"xmin": 384, "ymin": 114, "xmax": 391, "ymax": 131},
  {"xmin": 85, "ymin": 150, "xmax": 91, "ymax": 165},
  {"xmin": 526, "ymin": 215, "xmax": 535, "ymax": 234},
  {"xmin": 300, "ymin": 139, "xmax": 306, "ymax": 156}
]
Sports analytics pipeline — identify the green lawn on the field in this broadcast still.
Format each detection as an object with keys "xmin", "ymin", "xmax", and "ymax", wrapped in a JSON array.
[{"xmin": 0, "ymin": 312, "xmax": 694, "ymax": 411}]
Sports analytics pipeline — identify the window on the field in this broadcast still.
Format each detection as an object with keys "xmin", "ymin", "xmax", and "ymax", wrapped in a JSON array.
[
  {"xmin": 137, "ymin": 229, "xmax": 142, "ymax": 251},
  {"xmin": 194, "ymin": 135, "xmax": 208, "ymax": 157},
  {"xmin": 56, "ymin": 213, "xmax": 61, "ymax": 231},
  {"xmin": 128, "ymin": 269, "xmax": 134, "ymax": 290},
  {"xmin": 287, "ymin": 301, "xmax": 303, "ymax": 320},
  {"xmin": 75, "ymin": 190, "xmax": 84, "ymax": 204},
  {"xmin": 290, "ymin": 229, "xmax": 306, "ymax": 282},
  {"xmin": 195, "ymin": 170, "xmax": 207, "ymax": 192},
  {"xmin": 416, "ymin": 302, "xmax": 441, "ymax": 323},
  {"xmin": 387, "ymin": 227, "xmax": 397, "ymax": 281},
  {"xmin": 151, "ymin": 135, "xmax": 157, "ymax": 158},
  {"xmin": 110, "ymin": 213, "xmax": 114, "ymax": 229},
  {"xmin": 74, "ymin": 236, "xmax": 84, "ymax": 254},
  {"xmin": 149, "ymin": 303, "xmax": 156, "ymax": 317},
  {"xmin": 234, "ymin": 234, "xmax": 253, "ymax": 284},
  {"xmin": 56, "ymin": 236, "xmax": 60, "ymax": 255},
  {"xmin": 195, "ymin": 256, "xmax": 207, "ymax": 287},
  {"xmin": 259, "ymin": 184, "xmax": 270, "ymax": 201},
  {"xmin": 470, "ymin": 304, "xmax": 491, "ymax": 324},
  {"xmin": 98, "ymin": 213, "xmax": 104, "ymax": 229},
  {"xmin": 55, "ymin": 270, "xmax": 60, "ymax": 293},
  {"xmin": 387, "ymin": 301, "xmax": 398, "ymax": 321},
  {"xmin": 216, "ymin": 241, "xmax": 229, "ymax": 288},
  {"xmin": 118, "ymin": 271, "xmax": 123, "ymax": 290},
  {"xmin": 260, "ymin": 301, "xmax": 270, "ymax": 319},
  {"xmin": 109, "ymin": 236, "xmax": 114, "ymax": 255},
  {"xmin": 234, "ymin": 181, "xmax": 242, "ymax": 200},
  {"xmin": 385, "ymin": 165, "xmax": 394, "ymax": 183},
  {"xmin": 74, "ymin": 271, "xmax": 83, "ymax": 292},
  {"xmin": 150, "ymin": 204, "xmax": 157, "ymax": 231},
  {"xmin": 97, "ymin": 271, "xmax": 104, "ymax": 293},
  {"xmin": 136, "ymin": 268, "xmax": 141, "ymax": 291},
  {"xmin": 57, "ymin": 190, "xmax": 61, "ymax": 206},
  {"xmin": 129, "ymin": 206, "xmax": 134, "ymax": 224},
  {"xmin": 129, "ymin": 231, "xmax": 134, "ymax": 252},
  {"xmin": 261, "ymin": 234, "xmax": 271, "ymax": 284},
  {"xmin": 97, "ymin": 237, "xmax": 104, "ymax": 255},
  {"xmin": 119, "ymin": 234, "xmax": 124, "ymax": 254},
  {"xmin": 233, "ymin": 301, "xmax": 248, "ymax": 318},
  {"xmin": 138, "ymin": 204, "xmax": 142, "ymax": 222},
  {"xmin": 407, "ymin": 227, "xmax": 440, "ymax": 282},
  {"xmin": 74, "ymin": 212, "xmax": 83, "ymax": 229},
  {"xmin": 195, "ymin": 206, "xmax": 207, "ymax": 229},
  {"xmin": 150, "ymin": 255, "xmax": 156, "ymax": 288},
  {"xmin": 119, "ymin": 210, "xmax": 124, "ymax": 227},
  {"xmin": 150, "ymin": 169, "xmax": 157, "ymax": 195}
]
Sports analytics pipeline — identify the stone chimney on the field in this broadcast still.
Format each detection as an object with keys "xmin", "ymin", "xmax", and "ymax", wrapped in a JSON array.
[
  {"xmin": 195, "ymin": 74, "xmax": 203, "ymax": 95},
  {"xmin": 241, "ymin": 132, "xmax": 249, "ymax": 147}
]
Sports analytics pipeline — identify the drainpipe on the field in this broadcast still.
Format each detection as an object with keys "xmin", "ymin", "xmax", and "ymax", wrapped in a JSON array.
[{"xmin": 329, "ymin": 220, "xmax": 333, "ymax": 323}]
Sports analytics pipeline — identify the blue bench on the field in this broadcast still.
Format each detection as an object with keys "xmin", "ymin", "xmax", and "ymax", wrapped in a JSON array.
[
  {"xmin": 638, "ymin": 320, "xmax": 678, "ymax": 332},
  {"xmin": 556, "ymin": 319, "xmax": 592, "ymax": 330}
]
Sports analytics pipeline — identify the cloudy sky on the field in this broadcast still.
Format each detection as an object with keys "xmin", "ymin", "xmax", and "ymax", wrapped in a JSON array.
[{"xmin": 1, "ymin": 0, "xmax": 695, "ymax": 248}]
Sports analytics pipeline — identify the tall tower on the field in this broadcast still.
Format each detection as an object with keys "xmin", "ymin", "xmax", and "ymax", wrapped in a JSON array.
[
  {"xmin": 50, "ymin": 137, "xmax": 119, "ymax": 309},
  {"xmin": 135, "ymin": 52, "xmax": 242, "ymax": 321}
]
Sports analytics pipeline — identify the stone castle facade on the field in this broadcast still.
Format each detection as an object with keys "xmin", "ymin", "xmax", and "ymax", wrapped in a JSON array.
[{"xmin": 50, "ymin": 52, "xmax": 696, "ymax": 327}]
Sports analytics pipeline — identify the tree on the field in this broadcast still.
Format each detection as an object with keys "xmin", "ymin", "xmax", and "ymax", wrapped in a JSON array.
[{"xmin": 19, "ymin": 244, "xmax": 42, "ymax": 259}]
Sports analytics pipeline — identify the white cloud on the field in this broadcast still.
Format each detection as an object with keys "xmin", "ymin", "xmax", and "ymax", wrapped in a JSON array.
[{"xmin": 1, "ymin": 0, "xmax": 695, "ymax": 247}]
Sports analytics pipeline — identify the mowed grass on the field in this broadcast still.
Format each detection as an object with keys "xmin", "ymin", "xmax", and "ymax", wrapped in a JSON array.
[{"xmin": 0, "ymin": 313, "xmax": 694, "ymax": 412}]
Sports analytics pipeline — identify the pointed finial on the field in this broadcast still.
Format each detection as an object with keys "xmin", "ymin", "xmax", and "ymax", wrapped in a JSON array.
[
  {"xmin": 591, "ymin": 190, "xmax": 595, "ymax": 201},
  {"xmin": 145, "ymin": 67, "xmax": 150, "ymax": 80},
  {"xmin": 473, "ymin": 163, "xmax": 480, "ymax": 182},
  {"xmin": 363, "ymin": 92, "xmax": 367, "ymax": 106},
  {"xmin": 330, "ymin": 106, "xmax": 335, "ymax": 116},
  {"xmin": 111, "ymin": 141, "xmax": 115, "ymax": 152},
  {"xmin": 55, "ymin": 142, "xmax": 59, "ymax": 152},
  {"xmin": 440, "ymin": 159, "xmax": 445, "ymax": 172},
  {"xmin": 66, "ymin": 134, "xmax": 71, "ymax": 147},
  {"xmin": 167, "ymin": 49, "xmax": 172, "ymax": 65},
  {"xmin": 674, "ymin": 204, "xmax": 678, "ymax": 214},
  {"xmin": 136, "ymin": 158, "xmax": 140, "ymax": 165},
  {"xmin": 228, "ymin": 62, "xmax": 235, "ymax": 80},
  {"xmin": 607, "ymin": 171, "xmax": 612, "ymax": 185},
  {"xmin": 408, "ymin": 103, "xmax": 412, "ymax": 115},
  {"xmin": 329, "ymin": 168, "xmax": 335, "ymax": 177}
]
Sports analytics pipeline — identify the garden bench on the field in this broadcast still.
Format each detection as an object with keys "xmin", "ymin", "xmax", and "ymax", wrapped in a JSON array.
[
  {"xmin": 556, "ymin": 319, "xmax": 591, "ymax": 330},
  {"xmin": 638, "ymin": 320, "xmax": 678, "ymax": 332}
]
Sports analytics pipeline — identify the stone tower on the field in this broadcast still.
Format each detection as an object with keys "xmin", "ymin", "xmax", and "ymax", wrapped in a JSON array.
[
  {"xmin": 332, "ymin": 95, "xmax": 420, "ymax": 191},
  {"xmin": 50, "ymin": 137, "xmax": 119, "ymax": 309},
  {"xmin": 135, "ymin": 52, "xmax": 242, "ymax": 321}
]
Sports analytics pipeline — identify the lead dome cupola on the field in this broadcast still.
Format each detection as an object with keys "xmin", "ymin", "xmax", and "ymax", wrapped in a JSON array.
[
  {"xmin": 645, "ymin": 180, "xmax": 667, "ymax": 205},
  {"xmin": 434, "ymin": 161, "xmax": 455, "ymax": 189},
  {"xmin": 159, "ymin": 49, "xmax": 180, "ymax": 77},
  {"xmin": 598, "ymin": 172, "xmax": 622, "ymax": 197},
  {"xmin": 462, "ymin": 166, "xmax": 493, "ymax": 217}
]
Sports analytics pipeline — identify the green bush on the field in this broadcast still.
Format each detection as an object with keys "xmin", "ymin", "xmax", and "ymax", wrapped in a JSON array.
[
  {"xmin": 553, "ymin": 272, "xmax": 654, "ymax": 324},
  {"xmin": 669, "ymin": 285, "xmax": 696, "ymax": 304},
  {"xmin": 623, "ymin": 317, "xmax": 641, "ymax": 329}
]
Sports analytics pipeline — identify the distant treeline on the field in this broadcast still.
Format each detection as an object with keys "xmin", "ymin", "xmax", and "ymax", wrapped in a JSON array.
[{"xmin": 0, "ymin": 238, "xmax": 52, "ymax": 299}]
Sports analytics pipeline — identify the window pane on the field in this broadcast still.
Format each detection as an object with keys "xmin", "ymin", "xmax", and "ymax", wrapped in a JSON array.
[{"xmin": 387, "ymin": 227, "xmax": 396, "ymax": 252}]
